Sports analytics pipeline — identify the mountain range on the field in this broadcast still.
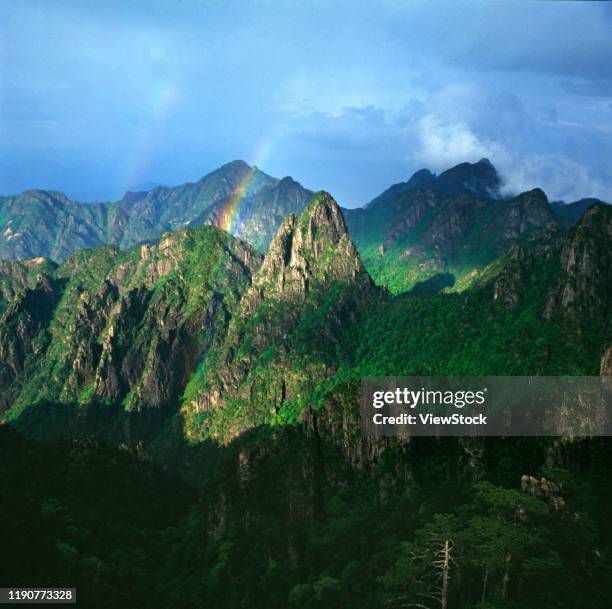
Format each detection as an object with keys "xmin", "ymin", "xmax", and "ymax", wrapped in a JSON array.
[
  {"xmin": 0, "ymin": 160, "xmax": 310, "ymax": 260},
  {"xmin": 1, "ymin": 159, "xmax": 611, "ymax": 608},
  {"xmin": 2, "ymin": 159, "xmax": 608, "ymax": 296},
  {"xmin": 2, "ymin": 184, "xmax": 610, "ymax": 432}
]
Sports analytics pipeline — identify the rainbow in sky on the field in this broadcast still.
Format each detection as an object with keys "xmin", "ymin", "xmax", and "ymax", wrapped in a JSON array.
[
  {"xmin": 217, "ymin": 165, "xmax": 259, "ymax": 234},
  {"xmin": 122, "ymin": 75, "xmax": 276, "ymax": 234},
  {"xmin": 216, "ymin": 140, "xmax": 273, "ymax": 235}
]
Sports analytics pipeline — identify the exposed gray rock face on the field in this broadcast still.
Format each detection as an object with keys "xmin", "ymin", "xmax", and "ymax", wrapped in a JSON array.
[
  {"xmin": 601, "ymin": 346, "xmax": 612, "ymax": 376},
  {"xmin": 544, "ymin": 204, "xmax": 612, "ymax": 322},
  {"xmin": 0, "ymin": 258, "xmax": 58, "ymax": 314},
  {"xmin": 521, "ymin": 475, "xmax": 565, "ymax": 511},
  {"xmin": 500, "ymin": 189, "xmax": 556, "ymax": 239},
  {"xmin": 0, "ymin": 274, "xmax": 62, "ymax": 413},
  {"xmin": 421, "ymin": 188, "xmax": 556, "ymax": 256},
  {"xmin": 492, "ymin": 247, "xmax": 532, "ymax": 308},
  {"xmin": 490, "ymin": 200, "xmax": 612, "ymax": 315},
  {"xmin": 491, "ymin": 223, "xmax": 562, "ymax": 309},
  {"xmin": 0, "ymin": 226, "xmax": 260, "ymax": 436},
  {"xmin": 189, "ymin": 192, "xmax": 377, "ymax": 441},
  {"xmin": 246, "ymin": 191, "xmax": 369, "ymax": 305}
]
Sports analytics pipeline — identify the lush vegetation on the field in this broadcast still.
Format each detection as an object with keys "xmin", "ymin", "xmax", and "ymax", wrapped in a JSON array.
[
  {"xmin": 1, "ymin": 193, "xmax": 610, "ymax": 608},
  {"xmin": 0, "ymin": 426, "xmax": 194, "ymax": 609}
]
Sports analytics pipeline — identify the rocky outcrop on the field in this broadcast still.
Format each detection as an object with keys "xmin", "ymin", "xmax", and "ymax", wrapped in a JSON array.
[
  {"xmin": 491, "ymin": 223, "xmax": 562, "ymax": 309},
  {"xmin": 492, "ymin": 248, "xmax": 532, "ymax": 308},
  {"xmin": 418, "ymin": 188, "xmax": 555, "ymax": 256},
  {"xmin": 246, "ymin": 192, "xmax": 369, "ymax": 303},
  {"xmin": 188, "ymin": 192, "xmax": 377, "ymax": 441},
  {"xmin": 544, "ymin": 204, "xmax": 612, "ymax": 323},
  {"xmin": 0, "ymin": 258, "xmax": 58, "ymax": 314},
  {"xmin": 0, "ymin": 225, "xmax": 260, "ymax": 437},
  {"xmin": 521, "ymin": 475, "xmax": 565, "ymax": 511},
  {"xmin": 500, "ymin": 189, "xmax": 556, "ymax": 240},
  {"xmin": 60, "ymin": 280, "xmax": 121, "ymax": 399},
  {"xmin": 489, "ymin": 198, "xmax": 612, "ymax": 316},
  {"xmin": 601, "ymin": 346, "xmax": 612, "ymax": 376},
  {"xmin": 0, "ymin": 274, "xmax": 62, "ymax": 413}
]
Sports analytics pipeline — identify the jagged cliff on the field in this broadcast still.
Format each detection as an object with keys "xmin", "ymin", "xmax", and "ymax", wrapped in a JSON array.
[
  {"xmin": 344, "ymin": 181, "xmax": 560, "ymax": 294},
  {"xmin": 183, "ymin": 192, "xmax": 376, "ymax": 442},
  {"xmin": 490, "ymin": 204, "xmax": 611, "ymax": 331},
  {"xmin": 0, "ymin": 226, "xmax": 261, "ymax": 439},
  {"xmin": 0, "ymin": 258, "xmax": 58, "ymax": 313},
  {"xmin": 0, "ymin": 273, "xmax": 62, "ymax": 413},
  {"xmin": 544, "ymin": 203, "xmax": 612, "ymax": 326}
]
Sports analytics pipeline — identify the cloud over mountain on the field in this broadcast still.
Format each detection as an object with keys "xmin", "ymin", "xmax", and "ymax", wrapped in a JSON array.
[{"xmin": 2, "ymin": 1, "xmax": 611, "ymax": 205}]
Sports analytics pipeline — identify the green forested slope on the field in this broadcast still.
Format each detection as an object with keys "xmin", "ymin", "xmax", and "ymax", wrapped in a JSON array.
[{"xmin": 0, "ymin": 195, "xmax": 610, "ymax": 609}]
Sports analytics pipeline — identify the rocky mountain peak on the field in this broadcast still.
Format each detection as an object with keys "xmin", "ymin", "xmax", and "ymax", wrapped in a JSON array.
[
  {"xmin": 509, "ymin": 188, "xmax": 551, "ymax": 217},
  {"xmin": 365, "ymin": 159, "xmax": 502, "ymax": 211},
  {"xmin": 254, "ymin": 192, "xmax": 365, "ymax": 299},
  {"xmin": 435, "ymin": 158, "xmax": 501, "ymax": 199},
  {"xmin": 272, "ymin": 176, "xmax": 308, "ymax": 198},
  {"xmin": 405, "ymin": 168, "xmax": 436, "ymax": 190},
  {"xmin": 187, "ymin": 193, "xmax": 376, "ymax": 440},
  {"xmin": 544, "ymin": 203, "xmax": 612, "ymax": 322},
  {"xmin": 212, "ymin": 159, "xmax": 252, "ymax": 174},
  {"xmin": 243, "ymin": 191, "xmax": 370, "ymax": 317},
  {"xmin": 499, "ymin": 188, "xmax": 556, "ymax": 241},
  {"xmin": 301, "ymin": 191, "xmax": 351, "ymax": 243},
  {"xmin": 513, "ymin": 187, "xmax": 547, "ymax": 203}
]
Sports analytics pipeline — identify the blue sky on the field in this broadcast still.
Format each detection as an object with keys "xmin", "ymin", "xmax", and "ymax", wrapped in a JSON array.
[{"xmin": 1, "ymin": 0, "xmax": 612, "ymax": 206}]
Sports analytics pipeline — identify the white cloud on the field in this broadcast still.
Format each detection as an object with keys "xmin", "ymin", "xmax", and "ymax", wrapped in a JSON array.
[
  {"xmin": 411, "ymin": 114, "xmax": 612, "ymax": 202},
  {"xmin": 413, "ymin": 113, "xmax": 510, "ymax": 171},
  {"xmin": 499, "ymin": 154, "xmax": 612, "ymax": 202}
]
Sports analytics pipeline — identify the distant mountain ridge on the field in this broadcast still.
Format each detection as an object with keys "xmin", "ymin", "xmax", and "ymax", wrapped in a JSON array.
[
  {"xmin": 550, "ymin": 198, "xmax": 608, "ymax": 230},
  {"xmin": 1, "ymin": 159, "xmax": 608, "ymax": 297},
  {"xmin": 366, "ymin": 157, "xmax": 502, "ymax": 209},
  {"xmin": 344, "ymin": 160, "xmax": 609, "ymax": 294},
  {"xmin": 0, "ymin": 160, "xmax": 312, "ymax": 260}
]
